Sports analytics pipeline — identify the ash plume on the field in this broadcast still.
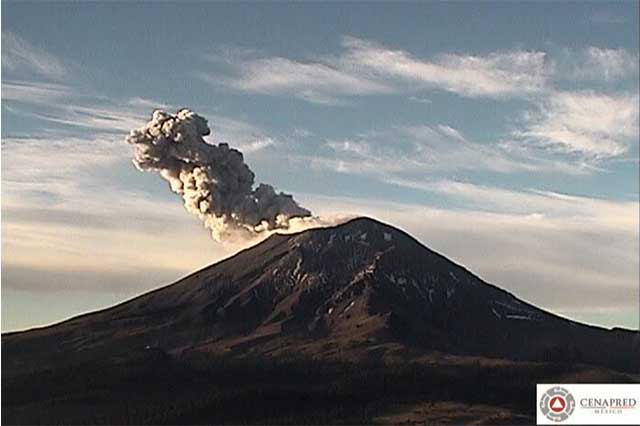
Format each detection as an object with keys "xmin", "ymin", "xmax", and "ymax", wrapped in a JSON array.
[{"xmin": 126, "ymin": 108, "xmax": 331, "ymax": 242}]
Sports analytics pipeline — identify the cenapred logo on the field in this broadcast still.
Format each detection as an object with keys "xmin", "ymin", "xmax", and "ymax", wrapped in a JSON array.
[
  {"xmin": 537, "ymin": 384, "xmax": 639, "ymax": 425},
  {"xmin": 539, "ymin": 386, "xmax": 576, "ymax": 422}
]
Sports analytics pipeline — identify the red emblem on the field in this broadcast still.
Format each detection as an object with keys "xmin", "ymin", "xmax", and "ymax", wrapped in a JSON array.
[{"xmin": 549, "ymin": 396, "xmax": 566, "ymax": 413}]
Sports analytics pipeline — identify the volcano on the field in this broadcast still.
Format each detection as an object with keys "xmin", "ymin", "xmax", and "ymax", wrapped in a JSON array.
[{"xmin": 2, "ymin": 217, "xmax": 638, "ymax": 425}]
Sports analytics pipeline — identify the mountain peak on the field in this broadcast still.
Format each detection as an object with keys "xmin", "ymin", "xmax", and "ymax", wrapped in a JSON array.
[
  {"xmin": 273, "ymin": 216, "xmax": 400, "ymax": 243},
  {"xmin": 329, "ymin": 216, "xmax": 406, "ymax": 241},
  {"xmin": 278, "ymin": 215, "xmax": 415, "ymax": 252},
  {"xmin": 336, "ymin": 216, "xmax": 394, "ymax": 229}
]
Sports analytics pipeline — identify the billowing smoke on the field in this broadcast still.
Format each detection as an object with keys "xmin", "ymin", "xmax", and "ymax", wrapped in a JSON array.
[{"xmin": 126, "ymin": 108, "xmax": 332, "ymax": 242}]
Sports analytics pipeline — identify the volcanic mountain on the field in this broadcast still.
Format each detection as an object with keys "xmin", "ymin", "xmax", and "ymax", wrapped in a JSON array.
[{"xmin": 3, "ymin": 217, "xmax": 638, "ymax": 373}]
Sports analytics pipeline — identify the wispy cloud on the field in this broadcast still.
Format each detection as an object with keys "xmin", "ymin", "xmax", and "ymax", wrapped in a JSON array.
[
  {"xmin": 582, "ymin": 47, "xmax": 639, "ymax": 81},
  {"xmin": 201, "ymin": 36, "xmax": 640, "ymax": 121},
  {"xmin": 2, "ymin": 80, "xmax": 279, "ymax": 155},
  {"xmin": 201, "ymin": 36, "xmax": 553, "ymax": 103},
  {"xmin": 402, "ymin": 125, "xmax": 541, "ymax": 173},
  {"xmin": 2, "ymin": 80, "xmax": 72, "ymax": 104},
  {"xmin": 307, "ymin": 123, "xmax": 590, "ymax": 179},
  {"xmin": 513, "ymin": 91, "xmax": 639, "ymax": 159},
  {"xmin": 2, "ymin": 31, "xmax": 68, "ymax": 81},
  {"xmin": 386, "ymin": 178, "xmax": 638, "ymax": 229},
  {"xmin": 552, "ymin": 46, "xmax": 639, "ymax": 82},
  {"xmin": 2, "ymin": 133, "xmax": 125, "ymax": 183},
  {"xmin": 341, "ymin": 36, "xmax": 549, "ymax": 98},
  {"xmin": 200, "ymin": 52, "xmax": 391, "ymax": 105},
  {"xmin": 2, "ymin": 80, "xmax": 149, "ymax": 133}
]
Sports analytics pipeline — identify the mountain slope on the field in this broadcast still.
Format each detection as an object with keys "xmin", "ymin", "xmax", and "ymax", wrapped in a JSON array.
[{"xmin": 3, "ymin": 217, "xmax": 638, "ymax": 374}]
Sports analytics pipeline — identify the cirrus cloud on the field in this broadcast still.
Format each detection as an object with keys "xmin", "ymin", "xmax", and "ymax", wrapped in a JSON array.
[
  {"xmin": 514, "ymin": 91, "xmax": 639, "ymax": 159},
  {"xmin": 340, "ymin": 36, "xmax": 549, "ymax": 98},
  {"xmin": 200, "ymin": 36, "xmax": 552, "ymax": 103},
  {"xmin": 2, "ymin": 31, "xmax": 68, "ymax": 81}
]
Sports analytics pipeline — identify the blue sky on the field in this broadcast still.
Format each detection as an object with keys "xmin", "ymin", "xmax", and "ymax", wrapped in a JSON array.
[{"xmin": 2, "ymin": 1, "xmax": 639, "ymax": 331}]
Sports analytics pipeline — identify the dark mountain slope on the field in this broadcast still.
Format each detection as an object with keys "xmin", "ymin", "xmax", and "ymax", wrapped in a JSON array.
[{"xmin": 3, "ymin": 217, "xmax": 638, "ymax": 375}]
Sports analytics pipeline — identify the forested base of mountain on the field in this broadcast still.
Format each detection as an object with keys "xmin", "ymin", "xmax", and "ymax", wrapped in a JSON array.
[{"xmin": 2, "ymin": 350, "xmax": 635, "ymax": 425}]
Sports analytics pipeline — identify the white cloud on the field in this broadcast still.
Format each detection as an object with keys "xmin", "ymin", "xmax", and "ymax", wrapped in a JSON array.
[
  {"xmin": 242, "ymin": 137, "xmax": 276, "ymax": 153},
  {"xmin": 552, "ymin": 46, "xmax": 639, "ymax": 82},
  {"xmin": 583, "ymin": 47, "xmax": 638, "ymax": 81},
  {"xmin": 200, "ymin": 37, "xmax": 637, "ymax": 132},
  {"xmin": 514, "ymin": 91, "xmax": 639, "ymax": 159},
  {"xmin": 201, "ymin": 36, "xmax": 552, "ymax": 103},
  {"xmin": 200, "ymin": 53, "xmax": 391, "ymax": 105},
  {"xmin": 341, "ymin": 36, "xmax": 549, "ymax": 98},
  {"xmin": 386, "ymin": 178, "xmax": 638, "ymax": 230},
  {"xmin": 1, "ymin": 80, "xmax": 72, "ymax": 104},
  {"xmin": 326, "ymin": 139, "xmax": 372, "ymax": 157},
  {"xmin": 1, "ymin": 134, "xmax": 125, "ymax": 183},
  {"xmin": 2, "ymin": 81, "xmax": 279, "ymax": 155},
  {"xmin": 34, "ymin": 103, "xmax": 149, "ymax": 133},
  {"xmin": 2, "ymin": 31, "xmax": 68, "ymax": 81},
  {"xmin": 2, "ymin": 80, "xmax": 149, "ymax": 133},
  {"xmin": 402, "ymin": 125, "xmax": 530, "ymax": 172},
  {"xmin": 309, "ymin": 123, "xmax": 589, "ymax": 179}
]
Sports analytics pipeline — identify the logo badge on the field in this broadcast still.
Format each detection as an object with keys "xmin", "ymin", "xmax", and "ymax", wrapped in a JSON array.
[{"xmin": 540, "ymin": 386, "xmax": 576, "ymax": 422}]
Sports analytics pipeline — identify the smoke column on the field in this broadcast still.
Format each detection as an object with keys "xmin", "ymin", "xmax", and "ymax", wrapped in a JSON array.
[{"xmin": 126, "ymin": 108, "xmax": 331, "ymax": 242}]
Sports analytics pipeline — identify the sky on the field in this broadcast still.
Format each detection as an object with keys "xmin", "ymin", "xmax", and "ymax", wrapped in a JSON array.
[{"xmin": 1, "ymin": 1, "xmax": 638, "ymax": 332}]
